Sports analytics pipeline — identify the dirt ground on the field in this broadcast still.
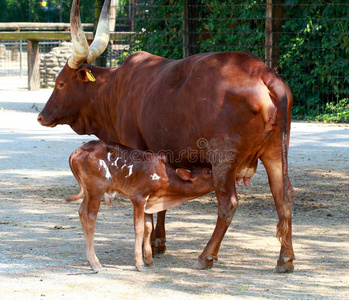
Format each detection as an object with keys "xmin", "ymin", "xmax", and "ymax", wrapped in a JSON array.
[{"xmin": 0, "ymin": 89, "xmax": 348, "ymax": 299}]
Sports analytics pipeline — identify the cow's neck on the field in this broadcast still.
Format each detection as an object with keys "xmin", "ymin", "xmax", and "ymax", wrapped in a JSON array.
[{"xmin": 82, "ymin": 66, "xmax": 121, "ymax": 142}]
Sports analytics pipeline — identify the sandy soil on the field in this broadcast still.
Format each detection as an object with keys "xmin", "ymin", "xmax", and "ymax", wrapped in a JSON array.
[{"xmin": 0, "ymin": 89, "xmax": 348, "ymax": 299}]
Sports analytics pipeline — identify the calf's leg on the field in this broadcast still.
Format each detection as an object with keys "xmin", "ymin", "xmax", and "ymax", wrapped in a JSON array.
[
  {"xmin": 79, "ymin": 188, "xmax": 104, "ymax": 272},
  {"xmin": 131, "ymin": 196, "xmax": 147, "ymax": 271},
  {"xmin": 143, "ymin": 213, "xmax": 154, "ymax": 267}
]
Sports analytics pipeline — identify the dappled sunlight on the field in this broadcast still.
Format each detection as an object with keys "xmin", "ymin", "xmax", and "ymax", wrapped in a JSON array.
[
  {"xmin": 309, "ymin": 168, "xmax": 349, "ymax": 179},
  {"xmin": 0, "ymin": 169, "xmax": 71, "ymax": 179},
  {"xmin": 1, "ymin": 95, "xmax": 348, "ymax": 298}
]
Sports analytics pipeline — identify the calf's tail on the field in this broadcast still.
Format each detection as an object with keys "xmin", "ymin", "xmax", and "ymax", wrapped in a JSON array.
[{"xmin": 66, "ymin": 150, "xmax": 84, "ymax": 202}]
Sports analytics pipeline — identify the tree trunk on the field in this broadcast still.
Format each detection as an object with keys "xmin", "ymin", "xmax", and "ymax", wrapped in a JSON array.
[
  {"xmin": 265, "ymin": 0, "xmax": 282, "ymax": 73},
  {"xmin": 27, "ymin": 40, "xmax": 40, "ymax": 91},
  {"xmin": 110, "ymin": 0, "xmax": 118, "ymax": 32},
  {"xmin": 183, "ymin": 0, "xmax": 199, "ymax": 58}
]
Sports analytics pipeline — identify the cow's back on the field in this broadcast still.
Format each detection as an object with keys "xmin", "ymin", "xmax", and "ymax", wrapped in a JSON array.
[{"xmin": 115, "ymin": 51, "xmax": 281, "ymax": 168}]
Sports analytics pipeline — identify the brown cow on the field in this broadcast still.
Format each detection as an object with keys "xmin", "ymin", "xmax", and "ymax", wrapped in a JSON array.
[
  {"xmin": 38, "ymin": 0, "xmax": 295, "ymax": 272},
  {"xmin": 67, "ymin": 140, "xmax": 213, "ymax": 272}
]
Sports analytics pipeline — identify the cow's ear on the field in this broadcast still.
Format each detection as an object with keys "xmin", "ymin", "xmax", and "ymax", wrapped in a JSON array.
[
  {"xmin": 176, "ymin": 169, "xmax": 194, "ymax": 181},
  {"xmin": 77, "ymin": 68, "xmax": 96, "ymax": 83}
]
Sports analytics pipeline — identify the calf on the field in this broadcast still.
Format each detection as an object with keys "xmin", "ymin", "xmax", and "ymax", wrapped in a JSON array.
[{"xmin": 66, "ymin": 140, "xmax": 213, "ymax": 272}]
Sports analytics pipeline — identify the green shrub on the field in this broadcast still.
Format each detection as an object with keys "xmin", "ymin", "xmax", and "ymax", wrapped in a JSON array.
[
  {"xmin": 315, "ymin": 99, "xmax": 349, "ymax": 123},
  {"xmin": 280, "ymin": 0, "xmax": 349, "ymax": 121},
  {"xmin": 122, "ymin": 1, "xmax": 348, "ymax": 122}
]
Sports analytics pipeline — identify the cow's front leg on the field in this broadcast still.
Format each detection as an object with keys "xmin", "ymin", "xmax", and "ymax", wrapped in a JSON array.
[
  {"xmin": 143, "ymin": 213, "xmax": 154, "ymax": 267},
  {"xmin": 197, "ymin": 162, "xmax": 238, "ymax": 269},
  {"xmin": 78, "ymin": 190, "xmax": 103, "ymax": 273},
  {"xmin": 152, "ymin": 210, "xmax": 167, "ymax": 254},
  {"xmin": 131, "ymin": 196, "xmax": 146, "ymax": 271}
]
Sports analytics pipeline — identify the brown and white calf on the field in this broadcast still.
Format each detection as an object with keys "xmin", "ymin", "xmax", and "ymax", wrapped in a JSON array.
[{"xmin": 66, "ymin": 140, "xmax": 214, "ymax": 272}]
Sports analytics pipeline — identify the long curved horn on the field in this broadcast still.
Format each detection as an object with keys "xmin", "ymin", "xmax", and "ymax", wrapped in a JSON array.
[
  {"xmin": 86, "ymin": 0, "xmax": 111, "ymax": 64},
  {"xmin": 68, "ymin": 0, "xmax": 89, "ymax": 69}
]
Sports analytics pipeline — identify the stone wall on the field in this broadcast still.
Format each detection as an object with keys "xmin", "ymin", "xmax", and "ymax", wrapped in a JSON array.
[
  {"xmin": 39, "ymin": 41, "xmax": 128, "ymax": 88},
  {"xmin": 40, "ymin": 41, "xmax": 72, "ymax": 89}
]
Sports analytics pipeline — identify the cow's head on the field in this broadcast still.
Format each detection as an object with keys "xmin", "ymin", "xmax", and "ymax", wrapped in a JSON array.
[{"xmin": 37, "ymin": 0, "xmax": 111, "ymax": 130}]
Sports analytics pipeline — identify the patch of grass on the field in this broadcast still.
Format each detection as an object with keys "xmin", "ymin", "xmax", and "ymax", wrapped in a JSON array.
[
  {"xmin": 159, "ymin": 276, "xmax": 173, "ymax": 283},
  {"xmin": 237, "ymin": 284, "xmax": 250, "ymax": 291}
]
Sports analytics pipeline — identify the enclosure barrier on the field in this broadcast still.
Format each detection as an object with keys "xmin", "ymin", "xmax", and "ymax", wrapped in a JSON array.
[
  {"xmin": 126, "ymin": 0, "xmax": 348, "ymax": 122},
  {"xmin": 0, "ymin": 25, "xmax": 131, "ymax": 90},
  {"xmin": 0, "ymin": 1, "xmax": 348, "ymax": 121}
]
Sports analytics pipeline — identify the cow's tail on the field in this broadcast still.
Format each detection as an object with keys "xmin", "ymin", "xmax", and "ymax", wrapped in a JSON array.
[
  {"xmin": 66, "ymin": 150, "xmax": 84, "ymax": 202},
  {"xmin": 262, "ymin": 69, "xmax": 292, "ymax": 247}
]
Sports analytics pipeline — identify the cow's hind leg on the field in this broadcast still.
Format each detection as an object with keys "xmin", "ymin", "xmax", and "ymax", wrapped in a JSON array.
[
  {"xmin": 197, "ymin": 162, "xmax": 239, "ymax": 269},
  {"xmin": 79, "ymin": 188, "xmax": 104, "ymax": 273},
  {"xmin": 152, "ymin": 210, "xmax": 167, "ymax": 254},
  {"xmin": 261, "ymin": 155, "xmax": 295, "ymax": 273}
]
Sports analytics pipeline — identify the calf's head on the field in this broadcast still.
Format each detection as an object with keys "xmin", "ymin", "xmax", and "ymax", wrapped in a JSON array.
[
  {"xmin": 144, "ymin": 166, "xmax": 214, "ymax": 214},
  {"xmin": 175, "ymin": 167, "xmax": 214, "ymax": 196},
  {"xmin": 37, "ymin": 0, "xmax": 111, "ymax": 130}
]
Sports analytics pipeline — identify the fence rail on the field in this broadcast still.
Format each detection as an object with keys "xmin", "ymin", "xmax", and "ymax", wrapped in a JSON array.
[{"xmin": 0, "ymin": 29, "xmax": 131, "ymax": 90}]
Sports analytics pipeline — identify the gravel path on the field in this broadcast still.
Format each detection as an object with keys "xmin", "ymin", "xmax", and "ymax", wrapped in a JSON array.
[{"xmin": 0, "ymin": 89, "xmax": 348, "ymax": 300}]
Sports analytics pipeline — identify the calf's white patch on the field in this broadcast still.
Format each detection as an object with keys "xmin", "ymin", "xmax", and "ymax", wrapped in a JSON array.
[
  {"xmin": 112, "ymin": 157, "xmax": 121, "ymax": 167},
  {"xmin": 125, "ymin": 165, "xmax": 133, "ymax": 178},
  {"xmin": 99, "ymin": 159, "xmax": 112, "ymax": 180},
  {"xmin": 150, "ymin": 173, "xmax": 161, "ymax": 180}
]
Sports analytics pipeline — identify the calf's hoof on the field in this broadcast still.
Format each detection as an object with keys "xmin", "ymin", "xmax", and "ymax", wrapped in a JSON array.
[
  {"xmin": 91, "ymin": 263, "xmax": 102, "ymax": 273},
  {"xmin": 145, "ymin": 259, "xmax": 154, "ymax": 267},
  {"xmin": 196, "ymin": 254, "xmax": 216, "ymax": 270},
  {"xmin": 136, "ymin": 265, "xmax": 145, "ymax": 272}
]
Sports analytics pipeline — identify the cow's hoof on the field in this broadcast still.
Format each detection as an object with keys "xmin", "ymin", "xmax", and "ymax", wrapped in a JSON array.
[
  {"xmin": 196, "ymin": 255, "xmax": 215, "ymax": 270},
  {"xmin": 274, "ymin": 254, "xmax": 294, "ymax": 273},
  {"xmin": 274, "ymin": 264, "xmax": 294, "ymax": 273},
  {"xmin": 274, "ymin": 259, "xmax": 294, "ymax": 273},
  {"xmin": 136, "ymin": 265, "xmax": 145, "ymax": 272},
  {"xmin": 152, "ymin": 239, "xmax": 167, "ymax": 255}
]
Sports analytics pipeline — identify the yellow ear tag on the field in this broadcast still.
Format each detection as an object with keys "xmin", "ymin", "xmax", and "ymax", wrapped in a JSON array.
[{"xmin": 86, "ymin": 70, "xmax": 96, "ymax": 82}]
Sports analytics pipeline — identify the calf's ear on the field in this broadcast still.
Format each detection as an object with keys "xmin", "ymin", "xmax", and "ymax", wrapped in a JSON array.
[{"xmin": 176, "ymin": 169, "xmax": 194, "ymax": 181}]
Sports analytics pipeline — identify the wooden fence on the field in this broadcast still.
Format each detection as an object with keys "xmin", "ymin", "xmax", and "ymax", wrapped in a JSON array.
[{"xmin": 0, "ymin": 23, "xmax": 130, "ymax": 90}]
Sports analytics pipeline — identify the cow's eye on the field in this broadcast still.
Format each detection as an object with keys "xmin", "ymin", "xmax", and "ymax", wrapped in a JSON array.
[{"xmin": 58, "ymin": 82, "xmax": 64, "ymax": 87}]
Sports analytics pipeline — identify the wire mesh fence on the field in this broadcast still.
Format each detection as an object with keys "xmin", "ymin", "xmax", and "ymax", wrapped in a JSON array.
[
  {"xmin": 119, "ymin": 1, "xmax": 348, "ymax": 122},
  {"xmin": 0, "ymin": 40, "xmax": 65, "ymax": 77},
  {"xmin": 0, "ymin": 40, "xmax": 27, "ymax": 77},
  {"xmin": 0, "ymin": 1, "xmax": 348, "ymax": 121},
  {"xmin": 0, "ymin": 40, "xmax": 125, "ymax": 89}
]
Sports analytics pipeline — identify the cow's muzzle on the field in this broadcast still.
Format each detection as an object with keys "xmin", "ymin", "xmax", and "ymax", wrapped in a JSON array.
[{"xmin": 37, "ymin": 113, "xmax": 56, "ymax": 127}]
